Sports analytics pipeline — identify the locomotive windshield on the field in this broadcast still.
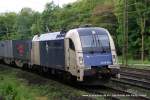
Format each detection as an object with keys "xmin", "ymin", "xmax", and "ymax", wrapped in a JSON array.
[{"xmin": 78, "ymin": 28, "xmax": 111, "ymax": 53}]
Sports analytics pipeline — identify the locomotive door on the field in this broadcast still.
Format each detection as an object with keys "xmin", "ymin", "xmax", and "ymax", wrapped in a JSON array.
[{"xmin": 65, "ymin": 38, "xmax": 77, "ymax": 76}]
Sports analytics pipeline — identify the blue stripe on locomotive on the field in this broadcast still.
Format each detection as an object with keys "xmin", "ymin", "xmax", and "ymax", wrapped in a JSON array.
[
  {"xmin": 39, "ymin": 39, "xmax": 65, "ymax": 70},
  {"xmin": 83, "ymin": 53, "xmax": 113, "ymax": 67}
]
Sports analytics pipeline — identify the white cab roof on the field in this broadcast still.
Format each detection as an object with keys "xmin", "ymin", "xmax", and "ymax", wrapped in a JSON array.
[{"xmin": 32, "ymin": 32, "xmax": 64, "ymax": 41}]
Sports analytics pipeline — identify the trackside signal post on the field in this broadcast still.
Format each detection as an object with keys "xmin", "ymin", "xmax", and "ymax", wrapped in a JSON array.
[{"xmin": 123, "ymin": 0, "xmax": 128, "ymax": 67}]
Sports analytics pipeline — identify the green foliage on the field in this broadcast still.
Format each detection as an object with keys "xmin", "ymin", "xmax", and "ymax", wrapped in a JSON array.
[
  {"xmin": 114, "ymin": 0, "xmax": 150, "ymax": 59},
  {"xmin": 0, "ymin": 77, "xmax": 33, "ymax": 100},
  {"xmin": 31, "ymin": 12, "xmax": 42, "ymax": 36},
  {"xmin": 15, "ymin": 8, "xmax": 34, "ymax": 39}
]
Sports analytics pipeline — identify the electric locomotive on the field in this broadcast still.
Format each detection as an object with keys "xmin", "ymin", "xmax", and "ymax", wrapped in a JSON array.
[
  {"xmin": 0, "ymin": 27, "xmax": 120, "ymax": 82},
  {"xmin": 64, "ymin": 27, "xmax": 120, "ymax": 81}
]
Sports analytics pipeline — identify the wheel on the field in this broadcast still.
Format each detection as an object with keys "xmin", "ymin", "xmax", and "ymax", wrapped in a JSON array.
[
  {"xmin": 15, "ymin": 60, "xmax": 24, "ymax": 68},
  {"xmin": 4, "ymin": 58, "xmax": 11, "ymax": 65}
]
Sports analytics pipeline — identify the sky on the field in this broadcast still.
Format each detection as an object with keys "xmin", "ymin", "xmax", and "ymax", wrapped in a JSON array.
[{"xmin": 0, "ymin": 0, "xmax": 77, "ymax": 13}]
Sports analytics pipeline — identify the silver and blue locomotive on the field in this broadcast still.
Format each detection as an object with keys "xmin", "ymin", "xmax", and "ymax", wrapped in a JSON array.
[{"xmin": 0, "ymin": 27, "xmax": 120, "ymax": 81}]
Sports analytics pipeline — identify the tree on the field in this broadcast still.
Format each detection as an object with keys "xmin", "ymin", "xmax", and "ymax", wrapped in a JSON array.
[
  {"xmin": 15, "ymin": 8, "xmax": 34, "ymax": 39},
  {"xmin": 41, "ymin": 2, "xmax": 59, "ymax": 32},
  {"xmin": 31, "ymin": 12, "xmax": 42, "ymax": 36},
  {"xmin": 0, "ymin": 12, "xmax": 17, "ymax": 39},
  {"xmin": 135, "ymin": 0, "xmax": 147, "ymax": 62}
]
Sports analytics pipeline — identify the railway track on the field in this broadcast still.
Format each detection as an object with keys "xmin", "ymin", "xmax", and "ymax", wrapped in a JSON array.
[
  {"xmin": 119, "ymin": 67, "xmax": 150, "ymax": 90},
  {"xmin": 81, "ymin": 83, "xmax": 150, "ymax": 100},
  {"xmin": 82, "ymin": 66, "xmax": 150, "ymax": 100},
  {"xmin": 80, "ymin": 68, "xmax": 150, "ymax": 100},
  {"xmin": 99, "ymin": 66, "xmax": 150, "ymax": 100},
  {"xmin": 121, "ymin": 67, "xmax": 150, "ymax": 76}
]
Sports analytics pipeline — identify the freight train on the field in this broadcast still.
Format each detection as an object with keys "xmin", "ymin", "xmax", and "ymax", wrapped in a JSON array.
[{"xmin": 0, "ymin": 27, "xmax": 120, "ymax": 81}]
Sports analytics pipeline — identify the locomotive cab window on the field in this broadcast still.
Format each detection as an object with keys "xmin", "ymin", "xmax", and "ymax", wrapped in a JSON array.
[{"xmin": 69, "ymin": 39, "xmax": 75, "ymax": 50}]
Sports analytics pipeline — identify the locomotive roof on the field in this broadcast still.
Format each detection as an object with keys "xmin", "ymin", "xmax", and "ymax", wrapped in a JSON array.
[
  {"xmin": 32, "ymin": 32, "xmax": 65, "ymax": 41},
  {"xmin": 77, "ymin": 27, "xmax": 108, "ymax": 36}
]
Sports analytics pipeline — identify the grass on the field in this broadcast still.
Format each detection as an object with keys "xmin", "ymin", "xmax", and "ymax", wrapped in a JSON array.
[
  {"xmin": 0, "ymin": 68, "xmax": 34, "ymax": 100},
  {"xmin": 118, "ymin": 56, "xmax": 150, "ymax": 69},
  {"xmin": 119, "ymin": 57, "xmax": 150, "ymax": 64},
  {"xmin": 0, "ymin": 77, "xmax": 33, "ymax": 100},
  {"xmin": 0, "ymin": 65, "xmax": 104, "ymax": 100}
]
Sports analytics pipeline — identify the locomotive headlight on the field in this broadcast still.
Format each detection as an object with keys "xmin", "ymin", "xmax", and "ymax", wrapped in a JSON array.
[{"xmin": 79, "ymin": 57, "xmax": 83, "ymax": 65}]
